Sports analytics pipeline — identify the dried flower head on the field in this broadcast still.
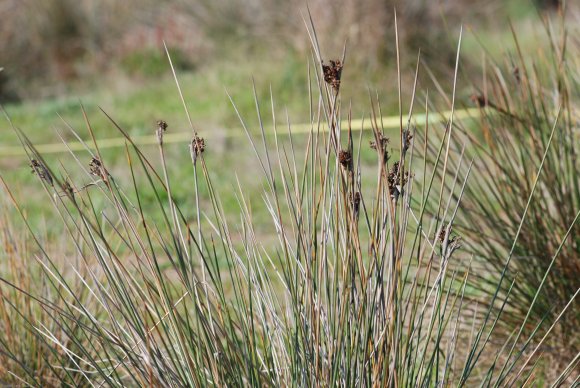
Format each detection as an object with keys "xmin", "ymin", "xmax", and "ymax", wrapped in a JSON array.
[
  {"xmin": 190, "ymin": 135, "xmax": 205, "ymax": 163},
  {"xmin": 338, "ymin": 149, "xmax": 352, "ymax": 169},
  {"xmin": 351, "ymin": 191, "xmax": 361, "ymax": 214},
  {"xmin": 30, "ymin": 159, "xmax": 53, "ymax": 186},
  {"xmin": 470, "ymin": 93, "xmax": 488, "ymax": 108},
  {"xmin": 387, "ymin": 161, "xmax": 409, "ymax": 197},
  {"xmin": 513, "ymin": 66, "xmax": 521, "ymax": 84},
  {"xmin": 447, "ymin": 236, "xmax": 462, "ymax": 255},
  {"xmin": 157, "ymin": 120, "xmax": 168, "ymax": 131},
  {"xmin": 156, "ymin": 120, "xmax": 168, "ymax": 144},
  {"xmin": 402, "ymin": 128, "xmax": 413, "ymax": 153},
  {"xmin": 438, "ymin": 226, "xmax": 462, "ymax": 256},
  {"xmin": 322, "ymin": 59, "xmax": 343, "ymax": 92},
  {"xmin": 438, "ymin": 226, "xmax": 451, "ymax": 244},
  {"xmin": 89, "ymin": 157, "xmax": 107, "ymax": 180},
  {"xmin": 370, "ymin": 133, "xmax": 390, "ymax": 162},
  {"xmin": 61, "ymin": 179, "xmax": 74, "ymax": 197}
]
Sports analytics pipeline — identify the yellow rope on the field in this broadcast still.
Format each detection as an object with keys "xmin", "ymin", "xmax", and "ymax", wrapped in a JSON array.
[{"xmin": 0, "ymin": 107, "xmax": 481, "ymax": 157}]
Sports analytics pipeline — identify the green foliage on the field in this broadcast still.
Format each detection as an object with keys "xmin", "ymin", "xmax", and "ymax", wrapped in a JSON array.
[{"xmin": 120, "ymin": 47, "xmax": 193, "ymax": 78}]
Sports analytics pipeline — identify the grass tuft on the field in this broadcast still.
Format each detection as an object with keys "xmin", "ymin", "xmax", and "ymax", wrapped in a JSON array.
[{"xmin": 0, "ymin": 14, "xmax": 577, "ymax": 386}]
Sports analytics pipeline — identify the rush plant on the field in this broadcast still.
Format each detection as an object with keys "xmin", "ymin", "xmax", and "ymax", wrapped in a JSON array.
[{"xmin": 0, "ymin": 16, "xmax": 577, "ymax": 386}]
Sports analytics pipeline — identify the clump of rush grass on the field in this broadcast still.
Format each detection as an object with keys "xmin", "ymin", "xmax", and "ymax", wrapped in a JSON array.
[
  {"xmin": 0, "ymin": 14, "xmax": 577, "ymax": 386},
  {"xmin": 442, "ymin": 14, "xmax": 579, "ymax": 382}
]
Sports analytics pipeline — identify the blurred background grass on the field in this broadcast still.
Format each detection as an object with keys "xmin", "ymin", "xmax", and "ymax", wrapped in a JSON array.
[
  {"xmin": 0, "ymin": 0, "xmax": 564, "ymax": 109},
  {"xmin": 0, "ymin": 0, "xmax": 574, "ymax": 231}
]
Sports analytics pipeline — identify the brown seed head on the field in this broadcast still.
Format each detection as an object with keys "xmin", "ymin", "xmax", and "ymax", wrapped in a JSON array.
[
  {"xmin": 62, "ymin": 179, "xmax": 74, "ymax": 197},
  {"xmin": 470, "ymin": 93, "xmax": 488, "ymax": 108},
  {"xmin": 156, "ymin": 120, "xmax": 168, "ymax": 144},
  {"xmin": 370, "ymin": 133, "xmax": 390, "ymax": 162},
  {"xmin": 30, "ymin": 159, "xmax": 53, "ymax": 186},
  {"xmin": 338, "ymin": 149, "xmax": 352, "ymax": 168},
  {"xmin": 190, "ymin": 135, "xmax": 205, "ymax": 163},
  {"xmin": 387, "ymin": 161, "xmax": 409, "ymax": 197},
  {"xmin": 438, "ymin": 226, "xmax": 462, "ymax": 255},
  {"xmin": 157, "ymin": 120, "xmax": 168, "ymax": 131},
  {"xmin": 513, "ymin": 66, "xmax": 521, "ymax": 84},
  {"xmin": 402, "ymin": 128, "xmax": 413, "ymax": 153},
  {"xmin": 351, "ymin": 191, "xmax": 361, "ymax": 213},
  {"xmin": 438, "ymin": 226, "xmax": 450, "ymax": 244},
  {"xmin": 322, "ymin": 59, "xmax": 343, "ymax": 92},
  {"xmin": 89, "ymin": 157, "xmax": 107, "ymax": 180}
]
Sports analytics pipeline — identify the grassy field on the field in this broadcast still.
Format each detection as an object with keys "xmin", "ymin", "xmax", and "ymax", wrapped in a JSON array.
[{"xmin": 0, "ymin": 12, "xmax": 549, "ymax": 231}]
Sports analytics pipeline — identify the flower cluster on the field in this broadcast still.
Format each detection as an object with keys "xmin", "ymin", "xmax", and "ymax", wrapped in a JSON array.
[
  {"xmin": 89, "ymin": 157, "xmax": 108, "ymax": 180},
  {"xmin": 156, "ymin": 120, "xmax": 168, "ymax": 144},
  {"xmin": 370, "ymin": 133, "xmax": 390, "ymax": 162},
  {"xmin": 387, "ymin": 161, "xmax": 409, "ymax": 197},
  {"xmin": 322, "ymin": 60, "xmax": 343, "ymax": 92},
  {"xmin": 30, "ymin": 159, "xmax": 53, "ymax": 186},
  {"xmin": 190, "ymin": 135, "xmax": 205, "ymax": 163},
  {"xmin": 339, "ymin": 149, "xmax": 352, "ymax": 170}
]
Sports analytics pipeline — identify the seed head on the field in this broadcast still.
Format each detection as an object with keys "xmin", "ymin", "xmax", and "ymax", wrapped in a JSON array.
[
  {"xmin": 402, "ymin": 128, "xmax": 413, "ymax": 153},
  {"xmin": 370, "ymin": 133, "xmax": 390, "ymax": 163},
  {"xmin": 338, "ymin": 149, "xmax": 352, "ymax": 169},
  {"xmin": 30, "ymin": 159, "xmax": 53, "ymax": 186},
  {"xmin": 89, "ymin": 157, "xmax": 107, "ymax": 180},
  {"xmin": 438, "ymin": 226, "xmax": 462, "ymax": 256},
  {"xmin": 513, "ymin": 66, "xmax": 521, "ymax": 84},
  {"xmin": 438, "ymin": 226, "xmax": 450, "ymax": 244},
  {"xmin": 387, "ymin": 161, "xmax": 409, "ymax": 197},
  {"xmin": 157, "ymin": 120, "xmax": 168, "ymax": 131},
  {"xmin": 351, "ymin": 191, "xmax": 361, "ymax": 214},
  {"xmin": 61, "ymin": 179, "xmax": 74, "ymax": 197},
  {"xmin": 190, "ymin": 135, "xmax": 205, "ymax": 163},
  {"xmin": 322, "ymin": 59, "xmax": 343, "ymax": 92},
  {"xmin": 470, "ymin": 93, "xmax": 488, "ymax": 108},
  {"xmin": 156, "ymin": 120, "xmax": 168, "ymax": 145}
]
